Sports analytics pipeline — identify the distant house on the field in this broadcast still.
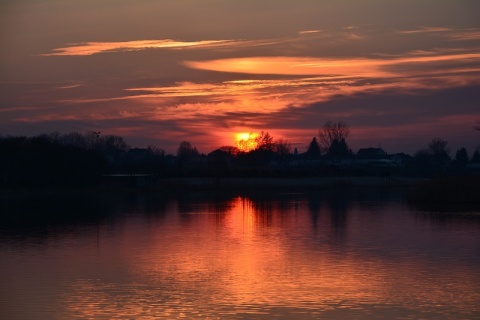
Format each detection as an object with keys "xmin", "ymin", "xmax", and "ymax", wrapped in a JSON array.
[
  {"xmin": 388, "ymin": 153, "xmax": 411, "ymax": 167},
  {"xmin": 356, "ymin": 148, "xmax": 396, "ymax": 168},
  {"xmin": 357, "ymin": 148, "xmax": 387, "ymax": 158}
]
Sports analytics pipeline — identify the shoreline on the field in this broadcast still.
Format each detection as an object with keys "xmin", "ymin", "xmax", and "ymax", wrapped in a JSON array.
[
  {"xmin": 0, "ymin": 176, "xmax": 424, "ymax": 196},
  {"xmin": 165, "ymin": 176, "xmax": 424, "ymax": 189}
]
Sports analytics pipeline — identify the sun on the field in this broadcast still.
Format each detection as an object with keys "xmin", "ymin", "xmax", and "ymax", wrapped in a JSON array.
[
  {"xmin": 236, "ymin": 132, "xmax": 251, "ymax": 141},
  {"xmin": 235, "ymin": 132, "xmax": 259, "ymax": 152}
]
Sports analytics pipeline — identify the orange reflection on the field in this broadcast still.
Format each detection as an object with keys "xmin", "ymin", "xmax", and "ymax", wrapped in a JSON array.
[{"xmin": 55, "ymin": 197, "xmax": 480, "ymax": 318}]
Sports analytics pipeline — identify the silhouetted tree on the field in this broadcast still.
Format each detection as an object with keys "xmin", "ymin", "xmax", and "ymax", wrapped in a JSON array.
[
  {"xmin": 85, "ymin": 131, "xmax": 101, "ymax": 150},
  {"xmin": 428, "ymin": 137, "xmax": 450, "ymax": 160},
  {"xmin": 100, "ymin": 134, "xmax": 129, "ymax": 153},
  {"xmin": 147, "ymin": 145, "xmax": 166, "ymax": 157},
  {"xmin": 275, "ymin": 138, "xmax": 291, "ymax": 156},
  {"xmin": 60, "ymin": 132, "xmax": 87, "ymax": 149},
  {"xmin": 318, "ymin": 121, "xmax": 350, "ymax": 153},
  {"xmin": 472, "ymin": 149, "xmax": 480, "ymax": 163},
  {"xmin": 455, "ymin": 147, "xmax": 469, "ymax": 164},
  {"xmin": 413, "ymin": 138, "xmax": 451, "ymax": 176},
  {"xmin": 46, "ymin": 131, "xmax": 61, "ymax": 143},
  {"xmin": 218, "ymin": 145, "xmax": 240, "ymax": 156},
  {"xmin": 414, "ymin": 148, "xmax": 430, "ymax": 159},
  {"xmin": 306, "ymin": 137, "xmax": 321, "ymax": 156},
  {"xmin": 328, "ymin": 138, "xmax": 352, "ymax": 157},
  {"xmin": 0, "ymin": 133, "xmax": 105, "ymax": 187},
  {"xmin": 413, "ymin": 148, "xmax": 432, "ymax": 176},
  {"xmin": 177, "ymin": 141, "xmax": 199, "ymax": 160},
  {"xmin": 144, "ymin": 145, "xmax": 166, "ymax": 174},
  {"xmin": 255, "ymin": 131, "xmax": 275, "ymax": 151}
]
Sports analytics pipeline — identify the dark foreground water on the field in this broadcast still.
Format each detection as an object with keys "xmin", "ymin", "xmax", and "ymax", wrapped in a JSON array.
[{"xmin": 0, "ymin": 190, "xmax": 479, "ymax": 319}]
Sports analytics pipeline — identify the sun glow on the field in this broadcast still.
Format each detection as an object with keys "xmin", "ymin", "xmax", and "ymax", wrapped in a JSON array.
[{"xmin": 235, "ymin": 132, "xmax": 259, "ymax": 152}]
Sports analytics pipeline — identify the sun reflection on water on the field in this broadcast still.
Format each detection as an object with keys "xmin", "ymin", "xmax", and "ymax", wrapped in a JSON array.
[{"xmin": 2, "ymin": 194, "xmax": 479, "ymax": 319}]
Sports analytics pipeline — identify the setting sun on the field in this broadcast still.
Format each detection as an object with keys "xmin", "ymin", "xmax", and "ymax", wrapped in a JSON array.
[{"xmin": 235, "ymin": 132, "xmax": 259, "ymax": 152}]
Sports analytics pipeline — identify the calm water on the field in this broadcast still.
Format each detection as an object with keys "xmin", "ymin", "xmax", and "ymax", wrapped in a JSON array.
[{"xmin": 1, "ymin": 190, "xmax": 479, "ymax": 319}]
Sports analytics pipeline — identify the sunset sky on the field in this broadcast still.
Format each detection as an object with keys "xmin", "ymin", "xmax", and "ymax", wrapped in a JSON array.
[{"xmin": 1, "ymin": 0, "xmax": 479, "ymax": 154}]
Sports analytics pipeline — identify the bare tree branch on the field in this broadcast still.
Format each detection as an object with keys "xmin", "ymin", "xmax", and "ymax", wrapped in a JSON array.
[{"xmin": 318, "ymin": 121, "xmax": 350, "ymax": 153}]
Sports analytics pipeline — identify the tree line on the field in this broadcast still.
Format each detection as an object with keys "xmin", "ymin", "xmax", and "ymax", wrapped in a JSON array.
[{"xmin": 1, "ymin": 121, "xmax": 479, "ymax": 188}]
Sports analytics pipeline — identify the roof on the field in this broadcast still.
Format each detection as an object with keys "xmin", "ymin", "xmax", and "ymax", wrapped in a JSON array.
[{"xmin": 357, "ymin": 148, "xmax": 387, "ymax": 157}]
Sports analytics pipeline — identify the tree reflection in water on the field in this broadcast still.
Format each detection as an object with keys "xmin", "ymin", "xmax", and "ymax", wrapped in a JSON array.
[{"xmin": 1, "ymin": 189, "xmax": 479, "ymax": 319}]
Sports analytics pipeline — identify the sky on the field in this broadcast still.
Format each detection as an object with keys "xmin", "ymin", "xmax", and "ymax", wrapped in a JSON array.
[{"xmin": 1, "ymin": 0, "xmax": 480, "ymax": 155}]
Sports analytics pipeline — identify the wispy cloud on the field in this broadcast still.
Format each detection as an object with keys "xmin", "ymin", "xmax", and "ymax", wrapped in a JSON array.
[
  {"xmin": 398, "ymin": 27, "xmax": 480, "ymax": 41},
  {"xmin": 59, "ymin": 77, "xmax": 357, "ymax": 107},
  {"xmin": 126, "ymin": 77, "xmax": 354, "ymax": 97},
  {"xmin": 447, "ymin": 29, "xmax": 480, "ymax": 41},
  {"xmin": 42, "ymin": 28, "xmax": 374, "ymax": 57},
  {"xmin": 184, "ymin": 51, "xmax": 480, "ymax": 77},
  {"xmin": 42, "ymin": 39, "xmax": 237, "ymax": 56},
  {"xmin": 298, "ymin": 30, "xmax": 322, "ymax": 35},
  {"xmin": 0, "ymin": 106, "xmax": 53, "ymax": 113},
  {"xmin": 56, "ymin": 84, "xmax": 84, "ymax": 89},
  {"xmin": 397, "ymin": 26, "xmax": 453, "ymax": 34}
]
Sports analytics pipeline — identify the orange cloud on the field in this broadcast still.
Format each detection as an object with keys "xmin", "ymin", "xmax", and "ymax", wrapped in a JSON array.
[
  {"xmin": 42, "ymin": 39, "xmax": 237, "ymax": 56},
  {"xmin": 298, "ymin": 30, "xmax": 322, "ymax": 35},
  {"xmin": 41, "ymin": 37, "xmax": 300, "ymax": 56},
  {"xmin": 184, "ymin": 56, "xmax": 385, "ymax": 77},
  {"xmin": 184, "ymin": 52, "xmax": 480, "ymax": 77},
  {"xmin": 52, "ymin": 62, "xmax": 479, "ymax": 126},
  {"xmin": 59, "ymin": 76, "xmax": 356, "ymax": 109},
  {"xmin": 397, "ymin": 26, "xmax": 453, "ymax": 34}
]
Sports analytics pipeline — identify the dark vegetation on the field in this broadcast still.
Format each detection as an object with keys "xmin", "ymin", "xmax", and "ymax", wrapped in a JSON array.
[
  {"xmin": 408, "ymin": 174, "xmax": 480, "ymax": 210},
  {"xmin": 1, "ymin": 121, "xmax": 479, "ymax": 209},
  {"xmin": 1, "ymin": 133, "xmax": 106, "ymax": 188}
]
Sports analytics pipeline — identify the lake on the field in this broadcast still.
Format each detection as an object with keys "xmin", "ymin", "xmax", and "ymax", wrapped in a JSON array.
[{"xmin": 1, "ymin": 189, "xmax": 479, "ymax": 319}]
